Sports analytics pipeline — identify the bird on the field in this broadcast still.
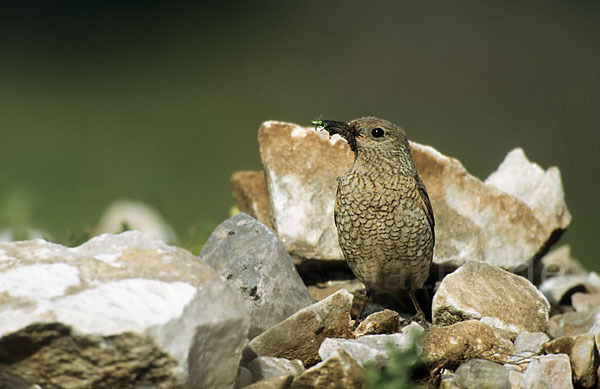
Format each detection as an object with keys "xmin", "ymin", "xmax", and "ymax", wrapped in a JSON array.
[{"xmin": 313, "ymin": 116, "xmax": 435, "ymax": 321}]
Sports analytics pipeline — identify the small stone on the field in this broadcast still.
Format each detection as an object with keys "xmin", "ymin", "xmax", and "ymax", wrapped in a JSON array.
[
  {"xmin": 505, "ymin": 368, "xmax": 525, "ymax": 389},
  {"xmin": 353, "ymin": 309, "xmax": 400, "ymax": 337},
  {"xmin": 572, "ymin": 293, "xmax": 600, "ymax": 312},
  {"xmin": 95, "ymin": 199, "xmax": 178, "ymax": 243},
  {"xmin": 422, "ymin": 320, "xmax": 515, "ymax": 366},
  {"xmin": 454, "ymin": 359, "xmax": 510, "ymax": 389},
  {"xmin": 539, "ymin": 274, "xmax": 591, "ymax": 306},
  {"xmin": 439, "ymin": 370, "xmax": 460, "ymax": 389},
  {"xmin": 259, "ymin": 121, "xmax": 353, "ymax": 261},
  {"xmin": 235, "ymin": 366, "xmax": 253, "ymax": 388},
  {"xmin": 319, "ymin": 322, "xmax": 424, "ymax": 368},
  {"xmin": 0, "ymin": 232, "xmax": 249, "ymax": 388},
  {"xmin": 522, "ymin": 354, "xmax": 573, "ymax": 389},
  {"xmin": 548, "ymin": 309, "xmax": 600, "ymax": 338},
  {"xmin": 200, "ymin": 213, "xmax": 314, "ymax": 338},
  {"xmin": 230, "ymin": 170, "xmax": 273, "ymax": 229},
  {"xmin": 248, "ymin": 357, "xmax": 305, "ymax": 382},
  {"xmin": 247, "ymin": 289, "xmax": 353, "ymax": 367},
  {"xmin": 243, "ymin": 374, "xmax": 293, "ymax": 389},
  {"xmin": 432, "ymin": 262, "xmax": 550, "ymax": 333},
  {"xmin": 544, "ymin": 334, "xmax": 596, "ymax": 387},
  {"xmin": 513, "ymin": 331, "xmax": 550, "ymax": 356},
  {"xmin": 290, "ymin": 349, "xmax": 365, "ymax": 389},
  {"xmin": 306, "ymin": 279, "xmax": 368, "ymax": 319}
]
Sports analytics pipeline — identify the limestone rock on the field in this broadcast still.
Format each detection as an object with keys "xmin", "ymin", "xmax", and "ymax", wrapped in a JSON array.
[
  {"xmin": 290, "ymin": 349, "xmax": 365, "ymax": 389},
  {"xmin": 247, "ymin": 289, "xmax": 353, "ymax": 367},
  {"xmin": 522, "ymin": 354, "xmax": 573, "ymax": 389},
  {"xmin": 307, "ymin": 279, "xmax": 367, "ymax": 319},
  {"xmin": 572, "ymin": 293, "xmax": 600, "ymax": 312},
  {"xmin": 539, "ymin": 272, "xmax": 600, "ymax": 306},
  {"xmin": 454, "ymin": 359, "xmax": 510, "ymax": 389},
  {"xmin": 513, "ymin": 331, "xmax": 550, "ymax": 356},
  {"xmin": 230, "ymin": 170, "xmax": 273, "ymax": 229},
  {"xmin": 484, "ymin": 148, "xmax": 571, "ymax": 241},
  {"xmin": 548, "ymin": 309, "xmax": 600, "ymax": 338},
  {"xmin": 319, "ymin": 322, "xmax": 424, "ymax": 368},
  {"xmin": 243, "ymin": 374, "xmax": 293, "ymax": 389},
  {"xmin": 200, "ymin": 213, "xmax": 314, "ymax": 338},
  {"xmin": 422, "ymin": 320, "xmax": 515, "ymax": 366},
  {"xmin": 353, "ymin": 309, "xmax": 400, "ymax": 337},
  {"xmin": 0, "ymin": 232, "xmax": 249, "ymax": 388},
  {"xmin": 544, "ymin": 334, "xmax": 597, "ymax": 387},
  {"xmin": 432, "ymin": 262, "xmax": 550, "ymax": 333},
  {"xmin": 248, "ymin": 356, "xmax": 305, "ymax": 382},
  {"xmin": 411, "ymin": 144, "xmax": 569, "ymax": 272},
  {"xmin": 258, "ymin": 121, "xmax": 352, "ymax": 261},
  {"xmin": 95, "ymin": 199, "xmax": 178, "ymax": 243},
  {"xmin": 534, "ymin": 245, "xmax": 587, "ymax": 284}
]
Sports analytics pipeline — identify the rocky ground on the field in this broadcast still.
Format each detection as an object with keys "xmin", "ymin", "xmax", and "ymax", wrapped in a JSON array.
[{"xmin": 0, "ymin": 121, "xmax": 596, "ymax": 389}]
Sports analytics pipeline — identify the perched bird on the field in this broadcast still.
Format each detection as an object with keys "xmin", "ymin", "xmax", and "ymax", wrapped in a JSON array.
[{"xmin": 314, "ymin": 116, "xmax": 435, "ymax": 320}]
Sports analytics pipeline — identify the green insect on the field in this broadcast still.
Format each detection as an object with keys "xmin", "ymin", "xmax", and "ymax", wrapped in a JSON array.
[{"xmin": 312, "ymin": 115, "xmax": 326, "ymax": 129}]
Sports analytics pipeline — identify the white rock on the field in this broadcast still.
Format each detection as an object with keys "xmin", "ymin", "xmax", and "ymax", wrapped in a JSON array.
[{"xmin": 0, "ymin": 232, "xmax": 249, "ymax": 388}]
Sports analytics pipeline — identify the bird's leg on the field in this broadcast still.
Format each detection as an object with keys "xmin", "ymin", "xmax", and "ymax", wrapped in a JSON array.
[
  {"xmin": 355, "ymin": 289, "xmax": 372, "ymax": 320},
  {"xmin": 409, "ymin": 289, "xmax": 426, "ymax": 323}
]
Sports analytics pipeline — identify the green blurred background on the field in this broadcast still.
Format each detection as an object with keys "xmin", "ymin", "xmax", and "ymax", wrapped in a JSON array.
[{"xmin": 1, "ymin": 2, "xmax": 598, "ymax": 269}]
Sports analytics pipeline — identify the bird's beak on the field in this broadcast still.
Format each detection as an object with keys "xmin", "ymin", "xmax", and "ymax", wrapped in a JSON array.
[{"xmin": 312, "ymin": 119, "xmax": 357, "ymax": 151}]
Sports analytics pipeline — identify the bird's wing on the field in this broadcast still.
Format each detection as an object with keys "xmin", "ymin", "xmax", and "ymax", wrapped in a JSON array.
[{"xmin": 415, "ymin": 175, "xmax": 435, "ymax": 244}]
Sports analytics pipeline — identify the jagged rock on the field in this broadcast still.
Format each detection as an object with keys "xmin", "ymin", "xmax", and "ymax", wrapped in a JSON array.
[
  {"xmin": 95, "ymin": 199, "xmax": 178, "ymax": 243},
  {"xmin": 548, "ymin": 309, "xmax": 600, "ymax": 338},
  {"xmin": 200, "ymin": 213, "xmax": 314, "ymax": 338},
  {"xmin": 257, "ymin": 121, "xmax": 570, "ymax": 272},
  {"xmin": 244, "ymin": 374, "xmax": 293, "ymax": 389},
  {"xmin": 247, "ymin": 289, "xmax": 353, "ymax": 367},
  {"xmin": 572, "ymin": 292, "xmax": 600, "ymax": 312},
  {"xmin": 544, "ymin": 334, "xmax": 597, "ymax": 387},
  {"xmin": 513, "ymin": 331, "xmax": 550, "ymax": 356},
  {"xmin": 290, "ymin": 349, "xmax": 365, "ymax": 389},
  {"xmin": 248, "ymin": 356, "xmax": 305, "ymax": 382},
  {"xmin": 453, "ymin": 359, "xmax": 510, "ymax": 389},
  {"xmin": 422, "ymin": 320, "xmax": 515, "ymax": 366},
  {"xmin": 353, "ymin": 309, "xmax": 400, "ymax": 337},
  {"xmin": 230, "ymin": 170, "xmax": 273, "ymax": 229},
  {"xmin": 522, "ymin": 354, "xmax": 573, "ymax": 389},
  {"xmin": 319, "ymin": 322, "xmax": 424, "ymax": 368},
  {"xmin": 0, "ymin": 232, "xmax": 249, "ymax": 388},
  {"xmin": 432, "ymin": 262, "xmax": 550, "ymax": 333},
  {"xmin": 258, "ymin": 121, "xmax": 352, "ymax": 261},
  {"xmin": 307, "ymin": 279, "xmax": 367, "ymax": 319}
]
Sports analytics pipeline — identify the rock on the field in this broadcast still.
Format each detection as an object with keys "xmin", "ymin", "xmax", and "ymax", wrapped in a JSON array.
[
  {"xmin": 548, "ymin": 309, "xmax": 600, "ymax": 338},
  {"xmin": 247, "ymin": 289, "xmax": 353, "ymax": 367},
  {"xmin": 432, "ymin": 262, "xmax": 550, "ymax": 333},
  {"xmin": 522, "ymin": 354, "xmax": 573, "ymax": 389},
  {"xmin": 95, "ymin": 199, "xmax": 178, "ymax": 243},
  {"xmin": 307, "ymin": 279, "xmax": 367, "ymax": 319},
  {"xmin": 439, "ymin": 370, "xmax": 460, "ymax": 389},
  {"xmin": 244, "ymin": 374, "xmax": 293, "ymax": 389},
  {"xmin": 544, "ymin": 334, "xmax": 596, "ymax": 387},
  {"xmin": 319, "ymin": 322, "xmax": 424, "ymax": 368},
  {"xmin": 248, "ymin": 357, "xmax": 305, "ymax": 382},
  {"xmin": 290, "ymin": 349, "xmax": 365, "ymax": 389},
  {"xmin": 200, "ymin": 213, "xmax": 314, "ymax": 338},
  {"xmin": 505, "ymin": 367, "xmax": 525, "ymax": 389},
  {"xmin": 539, "ymin": 273, "xmax": 600, "ymax": 306},
  {"xmin": 411, "ymin": 144, "xmax": 569, "ymax": 273},
  {"xmin": 258, "ymin": 121, "xmax": 352, "ymax": 262},
  {"xmin": 534, "ymin": 245, "xmax": 587, "ymax": 284},
  {"xmin": 235, "ymin": 366, "xmax": 253, "ymax": 388},
  {"xmin": 484, "ymin": 148, "xmax": 571, "ymax": 242},
  {"xmin": 513, "ymin": 331, "xmax": 550, "ymax": 356},
  {"xmin": 231, "ymin": 170, "xmax": 273, "ymax": 229},
  {"xmin": 422, "ymin": 320, "xmax": 515, "ymax": 366},
  {"xmin": 453, "ymin": 359, "xmax": 510, "ymax": 389},
  {"xmin": 353, "ymin": 309, "xmax": 400, "ymax": 337},
  {"xmin": 0, "ymin": 232, "xmax": 249, "ymax": 388},
  {"xmin": 572, "ymin": 292, "xmax": 600, "ymax": 312}
]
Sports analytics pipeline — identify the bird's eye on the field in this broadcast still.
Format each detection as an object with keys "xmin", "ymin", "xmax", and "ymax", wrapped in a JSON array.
[{"xmin": 371, "ymin": 128, "xmax": 384, "ymax": 138}]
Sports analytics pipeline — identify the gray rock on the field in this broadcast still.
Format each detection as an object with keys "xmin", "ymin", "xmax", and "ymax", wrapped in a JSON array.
[
  {"xmin": 432, "ymin": 262, "xmax": 550, "ymax": 333},
  {"xmin": 544, "ymin": 334, "xmax": 596, "ymax": 388},
  {"xmin": 0, "ymin": 232, "xmax": 249, "ymax": 389},
  {"xmin": 290, "ymin": 349, "xmax": 365, "ymax": 389},
  {"xmin": 548, "ymin": 309, "xmax": 600, "ymax": 338},
  {"xmin": 200, "ymin": 213, "xmax": 314, "ymax": 338},
  {"xmin": 318, "ymin": 322, "xmax": 424, "ymax": 368},
  {"xmin": 454, "ymin": 359, "xmax": 510, "ymax": 389},
  {"xmin": 522, "ymin": 354, "xmax": 573, "ymax": 389},
  {"xmin": 513, "ymin": 331, "xmax": 550, "ymax": 356},
  {"xmin": 248, "ymin": 356, "xmax": 305, "ymax": 382},
  {"xmin": 247, "ymin": 289, "xmax": 353, "ymax": 367}
]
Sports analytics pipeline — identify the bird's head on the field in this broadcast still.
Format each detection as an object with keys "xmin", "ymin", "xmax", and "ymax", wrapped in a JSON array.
[{"xmin": 313, "ymin": 116, "xmax": 409, "ymax": 157}]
